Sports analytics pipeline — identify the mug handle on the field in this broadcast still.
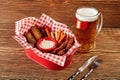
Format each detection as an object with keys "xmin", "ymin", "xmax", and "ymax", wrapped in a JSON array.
[{"xmin": 97, "ymin": 12, "xmax": 103, "ymax": 35}]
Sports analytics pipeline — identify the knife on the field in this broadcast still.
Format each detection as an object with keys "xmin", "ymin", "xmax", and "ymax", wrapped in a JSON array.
[{"xmin": 67, "ymin": 55, "xmax": 98, "ymax": 80}]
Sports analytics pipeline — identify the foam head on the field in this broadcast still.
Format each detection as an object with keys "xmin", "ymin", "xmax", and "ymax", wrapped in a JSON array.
[{"xmin": 75, "ymin": 7, "xmax": 99, "ymax": 22}]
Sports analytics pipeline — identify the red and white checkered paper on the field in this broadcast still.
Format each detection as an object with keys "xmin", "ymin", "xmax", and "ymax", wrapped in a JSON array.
[{"xmin": 13, "ymin": 13, "xmax": 80, "ymax": 67}]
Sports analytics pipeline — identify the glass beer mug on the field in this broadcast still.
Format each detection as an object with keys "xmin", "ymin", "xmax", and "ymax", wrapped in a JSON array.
[{"xmin": 73, "ymin": 7, "xmax": 103, "ymax": 52}]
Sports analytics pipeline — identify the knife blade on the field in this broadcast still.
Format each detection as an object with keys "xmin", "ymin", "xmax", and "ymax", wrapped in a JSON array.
[{"xmin": 67, "ymin": 55, "xmax": 98, "ymax": 80}]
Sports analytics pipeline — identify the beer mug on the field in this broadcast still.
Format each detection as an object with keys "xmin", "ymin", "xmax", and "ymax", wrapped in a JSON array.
[{"xmin": 73, "ymin": 7, "xmax": 103, "ymax": 52}]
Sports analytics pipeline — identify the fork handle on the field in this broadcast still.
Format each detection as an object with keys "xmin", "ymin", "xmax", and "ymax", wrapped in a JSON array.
[
  {"xmin": 80, "ymin": 69, "xmax": 94, "ymax": 80},
  {"xmin": 68, "ymin": 71, "xmax": 80, "ymax": 80}
]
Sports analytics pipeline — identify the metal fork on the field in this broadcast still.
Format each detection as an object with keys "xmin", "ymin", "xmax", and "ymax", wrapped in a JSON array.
[{"xmin": 80, "ymin": 59, "xmax": 103, "ymax": 80}]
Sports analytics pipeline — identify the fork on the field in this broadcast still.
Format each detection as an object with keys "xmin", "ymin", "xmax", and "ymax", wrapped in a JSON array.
[{"xmin": 80, "ymin": 59, "xmax": 103, "ymax": 80}]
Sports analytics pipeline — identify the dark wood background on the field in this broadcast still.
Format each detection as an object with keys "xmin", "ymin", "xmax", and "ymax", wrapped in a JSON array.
[
  {"xmin": 0, "ymin": 0, "xmax": 120, "ymax": 80},
  {"xmin": 0, "ymin": 0, "xmax": 120, "ymax": 28}
]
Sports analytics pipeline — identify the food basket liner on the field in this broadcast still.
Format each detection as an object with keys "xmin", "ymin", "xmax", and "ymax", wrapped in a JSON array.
[{"xmin": 13, "ymin": 13, "xmax": 80, "ymax": 66}]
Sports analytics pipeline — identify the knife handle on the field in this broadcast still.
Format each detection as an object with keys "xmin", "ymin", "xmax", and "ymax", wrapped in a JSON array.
[
  {"xmin": 67, "ymin": 71, "xmax": 80, "ymax": 80},
  {"xmin": 80, "ymin": 69, "xmax": 94, "ymax": 80}
]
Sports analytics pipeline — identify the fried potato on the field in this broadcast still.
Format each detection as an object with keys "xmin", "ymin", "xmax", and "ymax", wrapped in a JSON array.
[
  {"xmin": 31, "ymin": 27, "xmax": 42, "ymax": 40},
  {"xmin": 25, "ymin": 32, "xmax": 36, "ymax": 44}
]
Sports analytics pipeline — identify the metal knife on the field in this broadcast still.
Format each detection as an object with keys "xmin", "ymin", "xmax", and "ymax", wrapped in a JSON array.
[{"xmin": 67, "ymin": 55, "xmax": 98, "ymax": 80}]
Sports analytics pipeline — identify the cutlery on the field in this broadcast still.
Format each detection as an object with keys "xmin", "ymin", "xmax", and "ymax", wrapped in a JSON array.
[
  {"xmin": 67, "ymin": 55, "xmax": 98, "ymax": 80},
  {"xmin": 80, "ymin": 59, "xmax": 103, "ymax": 80}
]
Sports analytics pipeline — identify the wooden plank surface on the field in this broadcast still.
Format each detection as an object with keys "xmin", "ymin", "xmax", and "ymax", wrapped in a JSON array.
[
  {"xmin": 0, "ymin": 0, "xmax": 120, "ymax": 27},
  {"xmin": 0, "ymin": 0, "xmax": 120, "ymax": 80},
  {"xmin": 0, "ymin": 28, "xmax": 120, "ymax": 80}
]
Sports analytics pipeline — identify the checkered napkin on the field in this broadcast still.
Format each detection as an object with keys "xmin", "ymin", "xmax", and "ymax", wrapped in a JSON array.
[{"xmin": 13, "ymin": 13, "xmax": 80, "ymax": 66}]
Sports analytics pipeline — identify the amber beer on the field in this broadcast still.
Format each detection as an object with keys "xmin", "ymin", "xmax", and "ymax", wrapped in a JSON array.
[{"xmin": 73, "ymin": 7, "xmax": 103, "ymax": 52}]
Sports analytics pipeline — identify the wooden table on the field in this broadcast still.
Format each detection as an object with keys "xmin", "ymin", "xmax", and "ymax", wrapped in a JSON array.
[
  {"xmin": 0, "ymin": 0, "xmax": 120, "ymax": 80},
  {"xmin": 1, "ymin": 27, "xmax": 120, "ymax": 80}
]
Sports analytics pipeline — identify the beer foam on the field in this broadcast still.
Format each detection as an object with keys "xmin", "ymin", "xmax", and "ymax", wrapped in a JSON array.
[{"xmin": 76, "ymin": 7, "xmax": 99, "ymax": 22}]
